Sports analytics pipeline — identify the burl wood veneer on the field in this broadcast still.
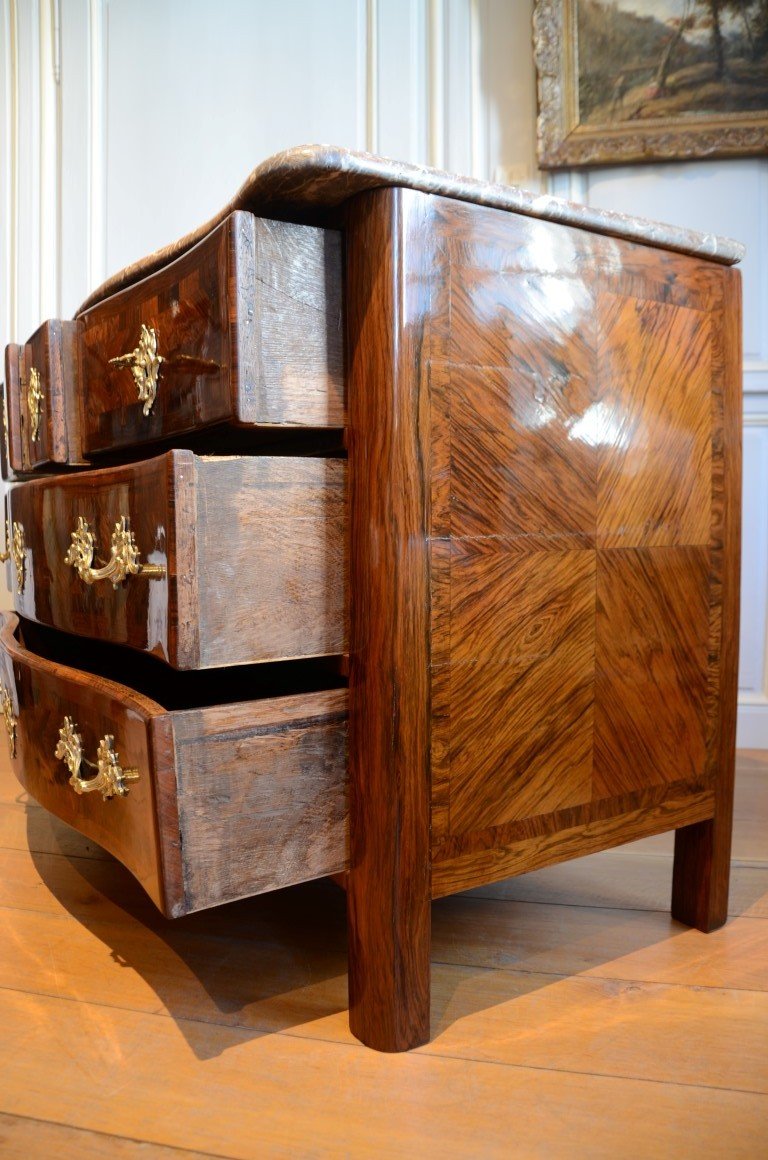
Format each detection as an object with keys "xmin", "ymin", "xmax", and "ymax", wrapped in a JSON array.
[{"xmin": 345, "ymin": 188, "xmax": 740, "ymax": 1050}]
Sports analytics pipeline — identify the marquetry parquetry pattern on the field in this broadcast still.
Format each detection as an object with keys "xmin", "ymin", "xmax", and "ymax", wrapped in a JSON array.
[{"xmin": 426, "ymin": 198, "xmax": 738, "ymax": 888}]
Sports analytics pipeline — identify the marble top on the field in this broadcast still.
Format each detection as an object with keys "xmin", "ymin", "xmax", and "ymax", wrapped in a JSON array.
[{"xmin": 77, "ymin": 144, "xmax": 744, "ymax": 314}]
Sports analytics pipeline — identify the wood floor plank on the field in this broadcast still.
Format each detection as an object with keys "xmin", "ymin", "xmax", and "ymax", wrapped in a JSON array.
[
  {"xmin": 1, "ymin": 904, "xmax": 767, "ymax": 1094},
  {"xmin": 3, "ymin": 844, "xmax": 768, "ymax": 999},
  {"xmin": 0, "ymin": 988, "xmax": 766, "ymax": 1160},
  {"xmin": 0, "ymin": 1111, "xmax": 224, "ymax": 1160},
  {"xmin": 0, "ymin": 800, "xmax": 111, "ymax": 861},
  {"xmin": 426, "ymin": 970, "xmax": 768, "ymax": 1092},
  {"xmin": 435, "ymin": 903, "xmax": 768, "ymax": 991},
  {"xmin": 464, "ymin": 849, "xmax": 768, "ymax": 917},
  {"xmin": 0, "ymin": 746, "xmax": 765, "ymax": 1154}
]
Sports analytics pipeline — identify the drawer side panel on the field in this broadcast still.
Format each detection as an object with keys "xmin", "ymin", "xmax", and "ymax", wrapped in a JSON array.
[
  {"xmin": 233, "ymin": 218, "xmax": 345, "ymax": 427},
  {"xmin": 194, "ymin": 455, "xmax": 347, "ymax": 667},
  {"xmin": 170, "ymin": 690, "xmax": 348, "ymax": 914}
]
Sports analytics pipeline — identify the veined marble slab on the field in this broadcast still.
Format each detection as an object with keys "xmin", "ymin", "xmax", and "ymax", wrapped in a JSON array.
[{"xmin": 77, "ymin": 144, "xmax": 745, "ymax": 314}]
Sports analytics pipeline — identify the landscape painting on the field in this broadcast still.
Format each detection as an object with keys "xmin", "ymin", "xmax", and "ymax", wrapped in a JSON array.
[{"xmin": 534, "ymin": 0, "xmax": 768, "ymax": 166}]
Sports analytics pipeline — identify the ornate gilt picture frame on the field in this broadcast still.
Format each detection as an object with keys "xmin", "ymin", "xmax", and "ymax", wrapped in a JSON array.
[{"xmin": 534, "ymin": 0, "xmax": 768, "ymax": 168}]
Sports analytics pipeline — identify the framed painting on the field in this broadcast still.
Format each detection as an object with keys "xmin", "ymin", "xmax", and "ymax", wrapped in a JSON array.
[{"xmin": 534, "ymin": 0, "xmax": 768, "ymax": 167}]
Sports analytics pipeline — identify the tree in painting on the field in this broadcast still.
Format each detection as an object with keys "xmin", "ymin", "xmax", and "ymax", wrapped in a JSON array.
[{"xmin": 577, "ymin": 0, "xmax": 768, "ymax": 124}]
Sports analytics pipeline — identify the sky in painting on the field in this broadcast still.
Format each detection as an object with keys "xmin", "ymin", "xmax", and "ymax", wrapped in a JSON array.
[
  {"xmin": 596, "ymin": 0, "xmax": 745, "ymax": 41},
  {"xmin": 609, "ymin": 0, "xmax": 687, "ymax": 17}
]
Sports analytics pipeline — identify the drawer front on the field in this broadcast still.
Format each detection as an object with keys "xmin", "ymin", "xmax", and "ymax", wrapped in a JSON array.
[
  {"xmin": 79, "ymin": 211, "xmax": 344, "ymax": 457},
  {"xmin": 4, "ymin": 321, "xmax": 82, "ymax": 473},
  {"xmin": 8, "ymin": 453, "xmax": 176, "ymax": 662},
  {"xmin": 0, "ymin": 613, "xmax": 348, "ymax": 918},
  {"xmin": 0, "ymin": 614, "xmax": 168, "ymax": 910},
  {"xmin": 7, "ymin": 449, "xmax": 346, "ymax": 669}
]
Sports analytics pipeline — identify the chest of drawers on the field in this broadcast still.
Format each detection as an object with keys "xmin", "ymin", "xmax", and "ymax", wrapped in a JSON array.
[{"xmin": 1, "ymin": 146, "xmax": 743, "ymax": 1052}]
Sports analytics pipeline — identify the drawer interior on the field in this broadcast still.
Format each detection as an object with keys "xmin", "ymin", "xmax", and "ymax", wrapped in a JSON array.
[{"xmin": 16, "ymin": 618, "xmax": 346, "ymax": 711}]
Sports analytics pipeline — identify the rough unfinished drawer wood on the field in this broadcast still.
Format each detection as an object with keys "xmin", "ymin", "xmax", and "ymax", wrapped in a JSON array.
[
  {"xmin": 7, "ymin": 449, "xmax": 346, "ymax": 669},
  {"xmin": 0, "ymin": 614, "xmax": 348, "ymax": 916}
]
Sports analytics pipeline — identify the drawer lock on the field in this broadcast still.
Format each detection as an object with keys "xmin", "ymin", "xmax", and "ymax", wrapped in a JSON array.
[
  {"xmin": 64, "ymin": 515, "xmax": 166, "ymax": 588},
  {"xmin": 108, "ymin": 324, "xmax": 163, "ymax": 416},
  {"xmin": 55, "ymin": 716, "xmax": 139, "ymax": 800}
]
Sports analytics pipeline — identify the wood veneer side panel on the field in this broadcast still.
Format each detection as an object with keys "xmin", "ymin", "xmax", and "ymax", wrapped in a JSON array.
[
  {"xmin": 432, "ymin": 790, "xmax": 715, "ymax": 898},
  {"xmin": 345, "ymin": 188, "xmax": 434, "ymax": 1052},
  {"xmin": 672, "ymin": 267, "xmax": 742, "ymax": 932}
]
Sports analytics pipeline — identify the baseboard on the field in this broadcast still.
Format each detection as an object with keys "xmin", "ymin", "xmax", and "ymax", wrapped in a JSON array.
[{"xmin": 736, "ymin": 702, "xmax": 768, "ymax": 750}]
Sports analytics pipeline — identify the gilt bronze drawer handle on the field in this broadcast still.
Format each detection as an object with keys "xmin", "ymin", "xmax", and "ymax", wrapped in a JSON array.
[
  {"xmin": 0, "ymin": 682, "xmax": 16, "ymax": 759},
  {"xmin": 108, "ymin": 324, "xmax": 163, "ymax": 416},
  {"xmin": 24, "ymin": 366, "xmax": 44, "ymax": 442},
  {"xmin": 64, "ymin": 515, "xmax": 166, "ymax": 588},
  {"xmin": 0, "ymin": 520, "xmax": 26, "ymax": 593},
  {"xmin": 55, "ymin": 716, "xmax": 139, "ymax": 800}
]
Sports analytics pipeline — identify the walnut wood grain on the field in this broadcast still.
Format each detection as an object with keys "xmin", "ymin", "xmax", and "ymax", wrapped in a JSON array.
[
  {"xmin": 431, "ymin": 791, "xmax": 716, "ymax": 898},
  {"xmin": 0, "ymin": 612, "xmax": 171, "ymax": 911},
  {"xmin": 419, "ymin": 196, "xmax": 739, "ymax": 906},
  {"xmin": 672, "ymin": 266, "xmax": 742, "ymax": 933},
  {"xmin": 0, "ymin": 613, "xmax": 349, "ymax": 918},
  {"xmin": 4, "ymin": 321, "xmax": 83, "ymax": 473},
  {"xmin": 8, "ymin": 450, "xmax": 346, "ymax": 669},
  {"xmin": 78, "ymin": 212, "xmax": 343, "ymax": 459},
  {"xmin": 345, "ymin": 188, "xmax": 435, "ymax": 1052}
]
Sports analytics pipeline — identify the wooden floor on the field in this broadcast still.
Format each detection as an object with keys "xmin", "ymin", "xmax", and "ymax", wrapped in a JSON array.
[{"xmin": 0, "ymin": 751, "xmax": 766, "ymax": 1159}]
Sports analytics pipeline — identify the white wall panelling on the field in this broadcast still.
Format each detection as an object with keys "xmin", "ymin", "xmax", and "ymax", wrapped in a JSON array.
[
  {"xmin": 1, "ymin": 0, "xmax": 765, "ymax": 745},
  {"xmin": 552, "ymin": 155, "xmax": 768, "ymax": 747}
]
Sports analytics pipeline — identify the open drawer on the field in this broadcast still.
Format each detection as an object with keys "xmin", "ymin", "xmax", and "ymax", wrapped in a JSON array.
[
  {"xmin": 0, "ymin": 614, "xmax": 348, "ymax": 917},
  {"xmin": 6, "ymin": 448, "xmax": 346, "ymax": 669},
  {"xmin": 3, "ymin": 212, "xmax": 344, "ymax": 473}
]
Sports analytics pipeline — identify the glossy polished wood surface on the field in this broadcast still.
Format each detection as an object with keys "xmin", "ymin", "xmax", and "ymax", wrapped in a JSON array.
[
  {"xmin": 8, "ymin": 450, "xmax": 346, "ymax": 669},
  {"xmin": 346, "ymin": 190, "xmax": 436, "ymax": 1053},
  {"xmin": 79, "ymin": 211, "xmax": 343, "ymax": 457},
  {"xmin": 0, "ymin": 614, "xmax": 348, "ymax": 917},
  {"xmin": 0, "ymin": 613, "xmax": 168, "ymax": 909},
  {"xmin": 344, "ymin": 188, "xmax": 739, "ymax": 1049},
  {"xmin": 4, "ymin": 320, "xmax": 83, "ymax": 473},
  {"xmin": 424, "ymin": 197, "xmax": 740, "ymax": 904}
]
